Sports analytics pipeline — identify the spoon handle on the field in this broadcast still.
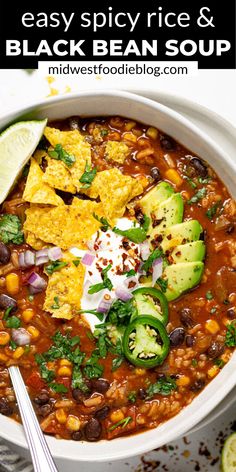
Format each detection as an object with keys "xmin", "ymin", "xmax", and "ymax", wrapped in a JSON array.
[{"xmin": 9, "ymin": 366, "xmax": 58, "ymax": 472}]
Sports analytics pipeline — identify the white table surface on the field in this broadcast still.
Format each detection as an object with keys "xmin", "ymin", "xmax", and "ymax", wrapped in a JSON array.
[{"xmin": 0, "ymin": 68, "xmax": 235, "ymax": 471}]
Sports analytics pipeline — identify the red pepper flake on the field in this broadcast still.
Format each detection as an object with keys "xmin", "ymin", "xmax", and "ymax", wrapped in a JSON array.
[{"xmin": 128, "ymin": 281, "xmax": 136, "ymax": 289}]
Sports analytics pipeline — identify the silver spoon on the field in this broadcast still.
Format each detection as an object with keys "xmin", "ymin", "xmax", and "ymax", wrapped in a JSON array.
[{"xmin": 9, "ymin": 366, "xmax": 58, "ymax": 472}]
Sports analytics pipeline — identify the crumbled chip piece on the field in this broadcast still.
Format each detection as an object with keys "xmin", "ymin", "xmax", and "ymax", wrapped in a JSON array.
[
  {"xmin": 43, "ymin": 252, "xmax": 85, "ymax": 319},
  {"xmin": 43, "ymin": 127, "xmax": 91, "ymax": 191},
  {"xmin": 23, "ymin": 199, "xmax": 103, "ymax": 250},
  {"xmin": 23, "ymin": 158, "xmax": 63, "ymax": 206},
  {"xmin": 82, "ymin": 168, "xmax": 143, "ymax": 223},
  {"xmin": 105, "ymin": 141, "xmax": 130, "ymax": 164},
  {"xmin": 25, "ymin": 231, "xmax": 46, "ymax": 250}
]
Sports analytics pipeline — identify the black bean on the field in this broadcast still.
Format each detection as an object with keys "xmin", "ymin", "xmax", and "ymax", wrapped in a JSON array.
[
  {"xmin": 135, "ymin": 207, "xmax": 144, "ymax": 225},
  {"xmin": 150, "ymin": 167, "xmax": 161, "ymax": 182},
  {"xmin": 0, "ymin": 243, "xmax": 11, "ymax": 265},
  {"xmin": 186, "ymin": 335, "xmax": 195, "ymax": 347},
  {"xmin": 71, "ymin": 431, "xmax": 82, "ymax": 441},
  {"xmin": 37, "ymin": 403, "xmax": 53, "ymax": 417},
  {"xmin": 226, "ymin": 225, "xmax": 235, "ymax": 234},
  {"xmin": 33, "ymin": 392, "xmax": 50, "ymax": 406},
  {"xmin": 169, "ymin": 327, "xmax": 185, "ymax": 347},
  {"xmin": 207, "ymin": 342, "xmax": 225, "ymax": 360},
  {"xmin": 84, "ymin": 418, "xmax": 102, "ymax": 442},
  {"xmin": 72, "ymin": 388, "xmax": 89, "ymax": 403},
  {"xmin": 190, "ymin": 379, "xmax": 205, "ymax": 392},
  {"xmin": 179, "ymin": 308, "xmax": 195, "ymax": 328},
  {"xmin": 91, "ymin": 378, "xmax": 110, "ymax": 394},
  {"xmin": 95, "ymin": 406, "xmax": 110, "ymax": 420},
  {"xmin": 0, "ymin": 294, "xmax": 17, "ymax": 313},
  {"xmin": 138, "ymin": 388, "xmax": 147, "ymax": 400},
  {"xmin": 191, "ymin": 157, "xmax": 208, "ymax": 178},
  {"xmin": 0, "ymin": 398, "xmax": 13, "ymax": 416},
  {"xmin": 227, "ymin": 308, "xmax": 236, "ymax": 319},
  {"xmin": 160, "ymin": 136, "xmax": 176, "ymax": 151}
]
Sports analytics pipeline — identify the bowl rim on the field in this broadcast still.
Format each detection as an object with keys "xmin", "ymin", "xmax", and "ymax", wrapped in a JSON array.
[{"xmin": 1, "ymin": 89, "xmax": 236, "ymax": 462}]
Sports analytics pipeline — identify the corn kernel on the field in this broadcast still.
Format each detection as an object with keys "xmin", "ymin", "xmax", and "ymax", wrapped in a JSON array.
[
  {"xmin": 22, "ymin": 309, "xmax": 34, "ymax": 323},
  {"xmin": 110, "ymin": 410, "xmax": 125, "ymax": 423},
  {"xmin": 207, "ymin": 365, "xmax": 220, "ymax": 378},
  {"xmin": 205, "ymin": 319, "xmax": 220, "ymax": 334},
  {"xmin": 13, "ymin": 347, "xmax": 25, "ymax": 359},
  {"xmin": 124, "ymin": 121, "xmax": 136, "ymax": 131},
  {"xmin": 27, "ymin": 326, "xmax": 40, "ymax": 339},
  {"xmin": 165, "ymin": 169, "xmax": 183, "ymax": 187},
  {"xmin": 57, "ymin": 366, "xmax": 72, "ymax": 377},
  {"xmin": 146, "ymin": 127, "xmax": 158, "ymax": 140},
  {"xmin": 176, "ymin": 376, "xmax": 190, "ymax": 387},
  {"xmin": 123, "ymin": 132, "xmax": 137, "ymax": 143},
  {"xmin": 0, "ymin": 331, "xmax": 10, "ymax": 346},
  {"xmin": 66, "ymin": 415, "xmax": 81, "ymax": 431},
  {"xmin": 47, "ymin": 361, "xmax": 55, "ymax": 370},
  {"xmin": 6, "ymin": 273, "xmax": 20, "ymax": 295},
  {"xmin": 134, "ymin": 368, "xmax": 146, "ymax": 376},
  {"xmin": 0, "ymin": 352, "xmax": 8, "ymax": 362},
  {"xmin": 56, "ymin": 408, "xmax": 67, "ymax": 424},
  {"xmin": 60, "ymin": 359, "xmax": 72, "ymax": 367}
]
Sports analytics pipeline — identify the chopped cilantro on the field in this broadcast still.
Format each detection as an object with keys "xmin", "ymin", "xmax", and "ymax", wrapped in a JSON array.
[
  {"xmin": 210, "ymin": 307, "xmax": 217, "ymax": 314},
  {"xmin": 22, "ymin": 164, "xmax": 30, "ymax": 178},
  {"xmin": 28, "ymin": 295, "xmax": 34, "ymax": 302},
  {"xmin": 35, "ymin": 354, "xmax": 55, "ymax": 383},
  {"xmin": 112, "ymin": 356, "xmax": 124, "ymax": 371},
  {"xmin": 146, "ymin": 376, "xmax": 177, "ymax": 399},
  {"xmin": 214, "ymin": 359, "xmax": 225, "ymax": 369},
  {"xmin": 6, "ymin": 316, "xmax": 21, "ymax": 329},
  {"xmin": 183, "ymin": 176, "xmax": 197, "ymax": 189},
  {"xmin": 128, "ymin": 391, "xmax": 137, "ymax": 403},
  {"xmin": 101, "ymin": 129, "xmax": 109, "ymax": 137},
  {"xmin": 113, "ymin": 215, "xmax": 150, "ymax": 244},
  {"xmin": 84, "ymin": 351, "xmax": 104, "ymax": 379},
  {"xmin": 142, "ymin": 248, "xmax": 163, "ymax": 273},
  {"xmin": 225, "ymin": 322, "xmax": 236, "ymax": 347},
  {"xmin": 88, "ymin": 264, "xmax": 113, "ymax": 294},
  {"xmin": 98, "ymin": 335, "xmax": 107, "ymax": 359},
  {"xmin": 187, "ymin": 187, "xmax": 207, "ymax": 204},
  {"xmin": 206, "ymin": 291, "xmax": 214, "ymax": 300},
  {"xmin": 191, "ymin": 359, "xmax": 198, "ymax": 367},
  {"xmin": 79, "ymin": 161, "xmax": 97, "ymax": 189},
  {"xmin": 72, "ymin": 258, "xmax": 81, "ymax": 267},
  {"xmin": 206, "ymin": 202, "xmax": 221, "ymax": 220},
  {"xmin": 156, "ymin": 277, "xmax": 168, "ymax": 293},
  {"xmin": 51, "ymin": 296, "xmax": 60, "ymax": 310},
  {"xmin": 3, "ymin": 306, "xmax": 14, "ymax": 321},
  {"xmin": 0, "ymin": 214, "xmax": 24, "ymax": 245},
  {"xmin": 108, "ymin": 299, "xmax": 135, "ymax": 326},
  {"xmin": 93, "ymin": 213, "xmax": 110, "ymax": 232},
  {"xmin": 9, "ymin": 340, "xmax": 17, "ymax": 350},
  {"xmin": 108, "ymin": 416, "xmax": 132, "ymax": 431},
  {"xmin": 45, "ymin": 260, "xmax": 68, "ymax": 275},
  {"xmin": 48, "ymin": 144, "xmax": 76, "ymax": 167},
  {"xmin": 72, "ymin": 365, "xmax": 89, "ymax": 392},
  {"xmin": 125, "ymin": 269, "xmax": 136, "ymax": 277},
  {"xmin": 198, "ymin": 176, "xmax": 211, "ymax": 184},
  {"xmin": 49, "ymin": 382, "xmax": 68, "ymax": 394}
]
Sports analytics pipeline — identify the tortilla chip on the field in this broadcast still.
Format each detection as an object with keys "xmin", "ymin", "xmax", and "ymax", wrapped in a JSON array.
[
  {"xmin": 43, "ymin": 127, "xmax": 91, "ymax": 191},
  {"xmin": 25, "ymin": 231, "xmax": 46, "ymax": 250},
  {"xmin": 33, "ymin": 149, "xmax": 47, "ymax": 164},
  {"xmin": 82, "ymin": 168, "xmax": 143, "ymax": 223},
  {"xmin": 105, "ymin": 141, "xmax": 130, "ymax": 164},
  {"xmin": 23, "ymin": 199, "xmax": 103, "ymax": 250},
  {"xmin": 23, "ymin": 158, "xmax": 63, "ymax": 206},
  {"xmin": 43, "ymin": 157, "xmax": 76, "ymax": 194},
  {"xmin": 43, "ymin": 252, "xmax": 85, "ymax": 319}
]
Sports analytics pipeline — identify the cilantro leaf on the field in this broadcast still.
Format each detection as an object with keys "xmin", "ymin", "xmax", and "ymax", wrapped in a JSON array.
[
  {"xmin": 146, "ymin": 376, "xmax": 177, "ymax": 399},
  {"xmin": 88, "ymin": 264, "xmax": 113, "ymax": 294},
  {"xmin": 84, "ymin": 351, "xmax": 104, "ymax": 379},
  {"xmin": 6, "ymin": 316, "xmax": 21, "ymax": 328},
  {"xmin": 72, "ymin": 365, "xmax": 89, "ymax": 392},
  {"xmin": 142, "ymin": 248, "xmax": 163, "ymax": 273},
  {"xmin": 51, "ymin": 296, "xmax": 60, "ymax": 310},
  {"xmin": 108, "ymin": 299, "xmax": 135, "ymax": 326},
  {"xmin": 49, "ymin": 382, "xmax": 68, "ymax": 394},
  {"xmin": 35, "ymin": 354, "xmax": 55, "ymax": 383},
  {"xmin": 187, "ymin": 187, "xmax": 207, "ymax": 204},
  {"xmin": 128, "ymin": 391, "xmax": 137, "ymax": 403},
  {"xmin": 72, "ymin": 258, "xmax": 81, "ymax": 267},
  {"xmin": 45, "ymin": 260, "xmax": 68, "ymax": 275},
  {"xmin": 93, "ymin": 213, "xmax": 110, "ymax": 232},
  {"xmin": 112, "ymin": 356, "xmax": 124, "ymax": 371},
  {"xmin": 108, "ymin": 416, "xmax": 132, "ymax": 431},
  {"xmin": 225, "ymin": 322, "xmax": 236, "ymax": 347},
  {"xmin": 206, "ymin": 202, "xmax": 221, "ymax": 220},
  {"xmin": 0, "ymin": 214, "xmax": 24, "ymax": 245},
  {"xmin": 156, "ymin": 277, "xmax": 168, "ymax": 293},
  {"xmin": 113, "ymin": 215, "xmax": 150, "ymax": 244},
  {"xmin": 206, "ymin": 291, "xmax": 213, "ymax": 300},
  {"xmin": 125, "ymin": 269, "xmax": 136, "ymax": 277},
  {"xmin": 79, "ymin": 161, "xmax": 97, "ymax": 189},
  {"xmin": 48, "ymin": 144, "xmax": 76, "ymax": 167}
]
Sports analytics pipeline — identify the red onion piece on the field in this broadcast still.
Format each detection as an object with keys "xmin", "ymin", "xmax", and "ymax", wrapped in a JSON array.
[
  {"xmin": 140, "ymin": 241, "xmax": 150, "ymax": 261},
  {"xmin": 36, "ymin": 249, "xmax": 48, "ymax": 258},
  {"xmin": 115, "ymin": 286, "xmax": 133, "ymax": 302},
  {"xmin": 24, "ymin": 250, "xmax": 35, "ymax": 267},
  {"xmin": 35, "ymin": 255, "xmax": 49, "ymax": 266},
  {"xmin": 28, "ymin": 272, "xmax": 47, "ymax": 293},
  {"xmin": 12, "ymin": 328, "xmax": 31, "ymax": 346},
  {"xmin": 152, "ymin": 258, "xmax": 163, "ymax": 286},
  {"xmin": 18, "ymin": 252, "xmax": 27, "ymax": 268},
  {"xmin": 48, "ymin": 247, "xmax": 63, "ymax": 261},
  {"xmin": 81, "ymin": 253, "xmax": 95, "ymax": 266},
  {"xmin": 97, "ymin": 298, "xmax": 113, "ymax": 313}
]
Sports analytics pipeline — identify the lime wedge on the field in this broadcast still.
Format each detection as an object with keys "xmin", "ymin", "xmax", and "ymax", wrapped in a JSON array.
[
  {"xmin": 222, "ymin": 432, "xmax": 236, "ymax": 471},
  {"xmin": 0, "ymin": 119, "xmax": 47, "ymax": 204}
]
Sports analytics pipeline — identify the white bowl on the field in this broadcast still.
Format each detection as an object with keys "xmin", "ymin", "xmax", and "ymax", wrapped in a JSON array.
[{"xmin": 1, "ymin": 90, "xmax": 236, "ymax": 462}]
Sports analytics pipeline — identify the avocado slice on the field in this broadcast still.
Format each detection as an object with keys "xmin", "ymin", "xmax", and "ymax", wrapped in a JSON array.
[
  {"xmin": 139, "ymin": 181, "xmax": 174, "ymax": 217},
  {"xmin": 161, "ymin": 220, "xmax": 203, "ymax": 253},
  {"xmin": 149, "ymin": 193, "xmax": 184, "ymax": 238},
  {"xmin": 171, "ymin": 241, "xmax": 206, "ymax": 263},
  {"xmin": 160, "ymin": 261, "xmax": 204, "ymax": 301}
]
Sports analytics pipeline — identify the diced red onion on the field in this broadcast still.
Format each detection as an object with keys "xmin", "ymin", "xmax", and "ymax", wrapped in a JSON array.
[
  {"xmin": 81, "ymin": 253, "xmax": 95, "ymax": 266},
  {"xmin": 124, "ymin": 276, "xmax": 139, "ymax": 289},
  {"xmin": 12, "ymin": 328, "xmax": 31, "ymax": 346},
  {"xmin": 152, "ymin": 258, "xmax": 163, "ymax": 286},
  {"xmin": 28, "ymin": 272, "xmax": 47, "ymax": 293},
  {"xmin": 18, "ymin": 251, "xmax": 35, "ymax": 268},
  {"xmin": 35, "ymin": 255, "xmax": 49, "ymax": 266},
  {"xmin": 115, "ymin": 286, "xmax": 133, "ymax": 302},
  {"xmin": 48, "ymin": 247, "xmax": 63, "ymax": 261},
  {"xmin": 36, "ymin": 249, "xmax": 48, "ymax": 258},
  {"xmin": 97, "ymin": 298, "xmax": 113, "ymax": 313},
  {"xmin": 18, "ymin": 252, "xmax": 27, "ymax": 268},
  {"xmin": 140, "ymin": 241, "xmax": 150, "ymax": 261}
]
